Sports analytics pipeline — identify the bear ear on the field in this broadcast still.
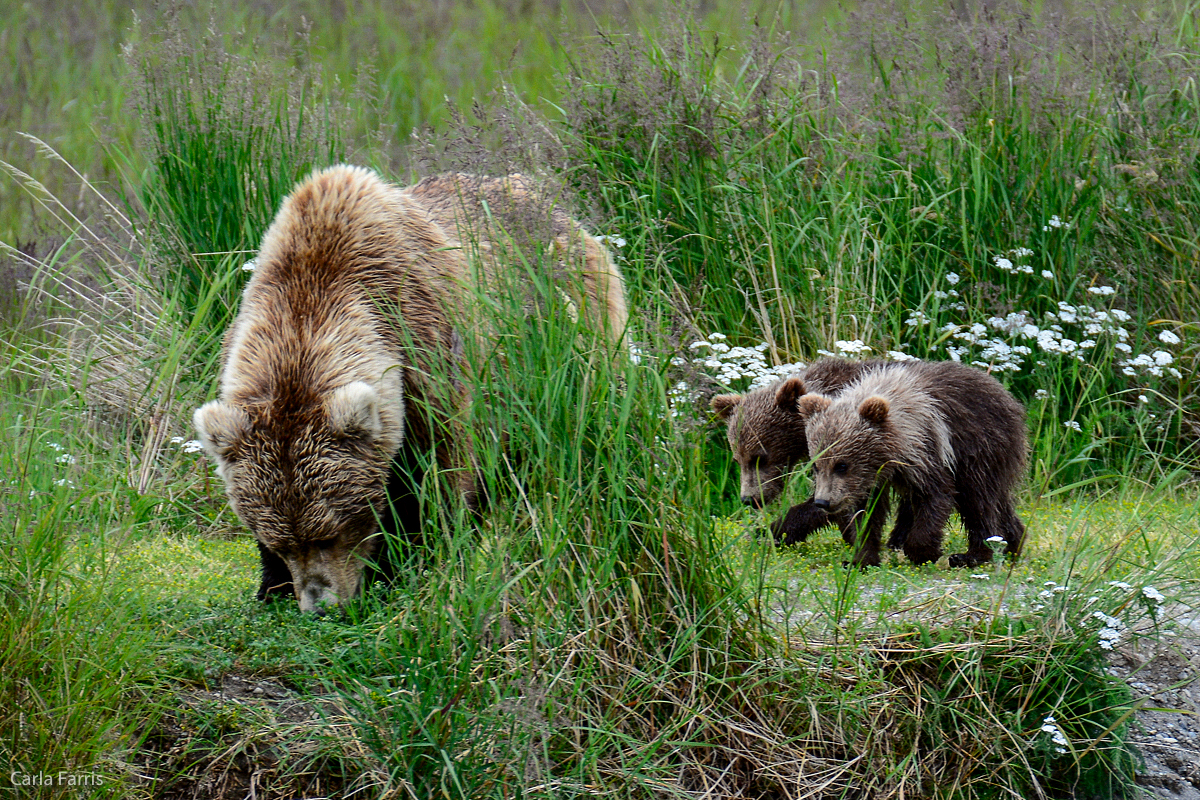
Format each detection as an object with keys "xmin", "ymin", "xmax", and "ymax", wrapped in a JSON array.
[
  {"xmin": 193, "ymin": 401, "xmax": 251, "ymax": 464},
  {"xmin": 797, "ymin": 394, "xmax": 831, "ymax": 419},
  {"xmin": 326, "ymin": 381, "xmax": 383, "ymax": 440},
  {"xmin": 859, "ymin": 395, "xmax": 890, "ymax": 425},
  {"xmin": 774, "ymin": 377, "xmax": 807, "ymax": 413},
  {"xmin": 710, "ymin": 393, "xmax": 743, "ymax": 421}
]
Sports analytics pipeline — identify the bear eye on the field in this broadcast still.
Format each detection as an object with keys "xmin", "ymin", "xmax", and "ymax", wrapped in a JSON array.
[
  {"xmin": 833, "ymin": 461, "xmax": 849, "ymax": 475},
  {"xmin": 748, "ymin": 455, "xmax": 768, "ymax": 469}
]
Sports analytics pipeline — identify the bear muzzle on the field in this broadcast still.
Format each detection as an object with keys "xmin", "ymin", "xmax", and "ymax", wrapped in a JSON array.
[{"xmin": 284, "ymin": 548, "xmax": 365, "ymax": 614}]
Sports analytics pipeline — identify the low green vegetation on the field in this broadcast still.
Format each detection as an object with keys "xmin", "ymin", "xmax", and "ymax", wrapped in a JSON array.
[{"xmin": 3, "ymin": 0, "xmax": 1199, "ymax": 797}]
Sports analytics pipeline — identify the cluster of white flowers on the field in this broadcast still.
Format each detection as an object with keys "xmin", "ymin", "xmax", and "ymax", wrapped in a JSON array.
[
  {"xmin": 594, "ymin": 234, "xmax": 627, "ymax": 250},
  {"xmin": 1090, "ymin": 610, "xmax": 1126, "ymax": 650},
  {"xmin": 993, "ymin": 253, "xmax": 1037, "ymax": 276},
  {"xmin": 47, "ymin": 442, "xmax": 75, "ymax": 465},
  {"xmin": 170, "ymin": 435, "xmax": 205, "ymax": 454},
  {"xmin": 1043, "ymin": 215, "xmax": 1074, "ymax": 231},
  {"xmin": 939, "ymin": 320, "xmax": 1032, "ymax": 372},
  {"xmin": 1040, "ymin": 716, "xmax": 1069, "ymax": 754},
  {"xmin": 1119, "ymin": 349, "xmax": 1182, "ymax": 379},
  {"xmin": 679, "ymin": 333, "xmax": 807, "ymax": 391},
  {"xmin": 1142, "ymin": 585, "xmax": 1166, "ymax": 617},
  {"xmin": 897, "ymin": 247, "xmax": 1187, "ymax": 390}
]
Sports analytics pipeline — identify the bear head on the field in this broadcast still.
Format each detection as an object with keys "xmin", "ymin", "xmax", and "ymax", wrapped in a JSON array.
[
  {"xmin": 710, "ymin": 376, "xmax": 812, "ymax": 508},
  {"xmin": 798, "ymin": 393, "xmax": 894, "ymax": 514},
  {"xmin": 194, "ymin": 381, "xmax": 398, "ymax": 613}
]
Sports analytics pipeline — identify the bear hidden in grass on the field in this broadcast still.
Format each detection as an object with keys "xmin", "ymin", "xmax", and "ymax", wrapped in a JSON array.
[
  {"xmin": 795, "ymin": 360, "xmax": 1027, "ymax": 568},
  {"xmin": 710, "ymin": 358, "xmax": 892, "ymax": 544},
  {"xmin": 193, "ymin": 165, "xmax": 628, "ymax": 613}
]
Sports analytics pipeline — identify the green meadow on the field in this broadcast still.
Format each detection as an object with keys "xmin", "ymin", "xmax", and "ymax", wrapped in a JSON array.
[{"xmin": 2, "ymin": 0, "xmax": 1198, "ymax": 797}]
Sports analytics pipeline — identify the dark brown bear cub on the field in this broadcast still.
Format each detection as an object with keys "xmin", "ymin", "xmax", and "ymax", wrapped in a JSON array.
[
  {"xmin": 797, "ymin": 360, "xmax": 1027, "ymax": 568},
  {"xmin": 711, "ymin": 358, "xmax": 888, "ymax": 544}
]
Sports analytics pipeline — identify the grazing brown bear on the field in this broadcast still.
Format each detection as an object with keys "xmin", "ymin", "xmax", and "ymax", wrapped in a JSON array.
[
  {"xmin": 194, "ymin": 165, "xmax": 628, "ymax": 612},
  {"xmin": 796, "ymin": 360, "xmax": 1027, "ymax": 568},
  {"xmin": 710, "ymin": 358, "xmax": 891, "ymax": 544}
]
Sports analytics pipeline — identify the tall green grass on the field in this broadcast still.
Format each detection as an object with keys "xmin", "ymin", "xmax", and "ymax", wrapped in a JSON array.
[
  {"xmin": 541, "ymin": 4, "xmax": 1200, "ymax": 489},
  {"xmin": 0, "ymin": 386, "xmax": 160, "ymax": 799}
]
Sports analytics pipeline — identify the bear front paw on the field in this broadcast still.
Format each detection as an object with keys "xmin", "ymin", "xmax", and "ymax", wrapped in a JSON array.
[
  {"xmin": 770, "ymin": 501, "xmax": 830, "ymax": 546},
  {"xmin": 947, "ymin": 551, "xmax": 991, "ymax": 569}
]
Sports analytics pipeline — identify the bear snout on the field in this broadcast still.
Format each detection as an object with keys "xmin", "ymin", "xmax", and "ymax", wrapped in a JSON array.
[{"xmin": 813, "ymin": 498, "xmax": 831, "ymax": 510}]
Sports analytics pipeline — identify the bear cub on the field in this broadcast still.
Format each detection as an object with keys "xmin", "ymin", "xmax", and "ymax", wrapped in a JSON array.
[
  {"xmin": 710, "ymin": 358, "xmax": 891, "ymax": 545},
  {"xmin": 796, "ymin": 359, "xmax": 1027, "ymax": 568}
]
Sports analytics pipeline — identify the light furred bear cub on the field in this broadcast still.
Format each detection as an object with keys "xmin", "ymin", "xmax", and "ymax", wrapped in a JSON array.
[
  {"xmin": 710, "ymin": 358, "xmax": 896, "ymax": 545},
  {"xmin": 194, "ymin": 165, "xmax": 628, "ymax": 613},
  {"xmin": 796, "ymin": 360, "xmax": 1027, "ymax": 568}
]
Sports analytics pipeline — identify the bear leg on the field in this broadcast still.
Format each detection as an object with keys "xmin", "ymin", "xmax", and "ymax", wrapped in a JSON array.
[
  {"xmin": 887, "ymin": 498, "xmax": 914, "ymax": 550},
  {"xmin": 256, "ymin": 541, "xmax": 294, "ymax": 602},
  {"xmin": 770, "ymin": 498, "xmax": 831, "ymax": 545},
  {"xmin": 952, "ymin": 495, "xmax": 1025, "ymax": 568},
  {"xmin": 839, "ymin": 490, "xmax": 889, "ymax": 567},
  {"xmin": 901, "ymin": 492, "xmax": 954, "ymax": 566}
]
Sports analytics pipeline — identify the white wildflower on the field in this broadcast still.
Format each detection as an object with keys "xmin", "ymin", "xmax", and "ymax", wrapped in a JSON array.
[
  {"xmin": 1012, "ymin": 247, "xmax": 1035, "ymax": 257},
  {"xmin": 1108, "ymin": 581, "xmax": 1132, "ymax": 591},
  {"xmin": 946, "ymin": 272, "xmax": 960, "ymax": 285},
  {"xmin": 1087, "ymin": 285, "xmax": 1116, "ymax": 296},
  {"xmin": 1043, "ymin": 215, "xmax": 1073, "ymax": 231},
  {"xmin": 242, "ymin": 258, "xmax": 258, "ymax": 272},
  {"xmin": 181, "ymin": 440, "xmax": 204, "ymax": 454},
  {"xmin": 1142, "ymin": 586, "xmax": 1165, "ymax": 604},
  {"xmin": 1158, "ymin": 330, "xmax": 1180, "ymax": 345},
  {"xmin": 835, "ymin": 339, "xmax": 871, "ymax": 354},
  {"xmin": 1063, "ymin": 421, "xmax": 1082, "ymax": 432},
  {"xmin": 1042, "ymin": 270, "xmax": 1054, "ymax": 280},
  {"xmin": 1035, "ymin": 389, "xmax": 1050, "ymax": 400},
  {"xmin": 1040, "ymin": 716, "xmax": 1069, "ymax": 753},
  {"xmin": 1153, "ymin": 350, "xmax": 1174, "ymax": 366}
]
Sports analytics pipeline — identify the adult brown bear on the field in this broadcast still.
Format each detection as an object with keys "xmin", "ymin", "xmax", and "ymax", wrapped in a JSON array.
[{"xmin": 194, "ymin": 166, "xmax": 627, "ymax": 612}]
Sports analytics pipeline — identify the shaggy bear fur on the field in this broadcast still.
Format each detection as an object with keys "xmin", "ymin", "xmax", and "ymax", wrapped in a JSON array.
[
  {"xmin": 796, "ymin": 360, "xmax": 1027, "ymax": 568},
  {"xmin": 710, "ymin": 358, "xmax": 891, "ymax": 544},
  {"xmin": 194, "ymin": 165, "xmax": 627, "ymax": 612}
]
